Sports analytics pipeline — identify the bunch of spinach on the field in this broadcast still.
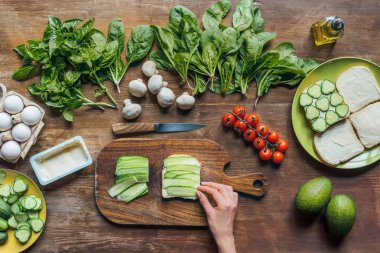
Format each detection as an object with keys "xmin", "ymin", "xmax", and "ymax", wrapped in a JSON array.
[
  {"xmin": 149, "ymin": 0, "xmax": 319, "ymax": 105},
  {"xmin": 12, "ymin": 17, "xmax": 154, "ymax": 121}
]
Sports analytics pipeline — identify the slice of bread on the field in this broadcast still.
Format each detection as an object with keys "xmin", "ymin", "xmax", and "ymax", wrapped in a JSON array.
[
  {"xmin": 314, "ymin": 120, "xmax": 364, "ymax": 166},
  {"xmin": 336, "ymin": 66, "xmax": 380, "ymax": 113},
  {"xmin": 349, "ymin": 102, "xmax": 380, "ymax": 148}
]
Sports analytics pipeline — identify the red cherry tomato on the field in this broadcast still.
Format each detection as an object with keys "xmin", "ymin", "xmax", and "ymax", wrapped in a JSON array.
[
  {"xmin": 233, "ymin": 120, "xmax": 247, "ymax": 135},
  {"xmin": 272, "ymin": 151, "xmax": 284, "ymax": 164},
  {"xmin": 232, "ymin": 106, "xmax": 247, "ymax": 119},
  {"xmin": 255, "ymin": 123, "xmax": 269, "ymax": 137},
  {"xmin": 276, "ymin": 139, "xmax": 289, "ymax": 152},
  {"xmin": 221, "ymin": 113, "xmax": 236, "ymax": 127},
  {"xmin": 253, "ymin": 137, "xmax": 266, "ymax": 150},
  {"xmin": 267, "ymin": 131, "xmax": 279, "ymax": 143},
  {"xmin": 243, "ymin": 129, "xmax": 256, "ymax": 142},
  {"xmin": 245, "ymin": 113, "xmax": 260, "ymax": 127},
  {"xmin": 259, "ymin": 148, "xmax": 272, "ymax": 161}
]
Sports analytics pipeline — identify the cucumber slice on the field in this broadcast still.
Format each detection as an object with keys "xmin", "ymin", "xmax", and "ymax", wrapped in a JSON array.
[
  {"xmin": 164, "ymin": 156, "xmax": 201, "ymax": 168},
  {"xmin": 330, "ymin": 92, "xmax": 344, "ymax": 106},
  {"xmin": 31, "ymin": 197, "xmax": 42, "ymax": 211},
  {"xmin": 0, "ymin": 185, "xmax": 10, "ymax": 198},
  {"xmin": 14, "ymin": 212, "xmax": 28, "ymax": 223},
  {"xmin": 164, "ymin": 171, "xmax": 194, "ymax": 179},
  {"xmin": 115, "ymin": 173, "xmax": 148, "ymax": 184},
  {"xmin": 15, "ymin": 229, "xmax": 31, "ymax": 244},
  {"xmin": 0, "ymin": 171, "xmax": 5, "ymax": 184},
  {"xmin": 312, "ymin": 118, "xmax": 327, "ymax": 133},
  {"xmin": 116, "ymin": 156, "xmax": 148, "ymax": 172},
  {"xmin": 117, "ymin": 183, "xmax": 148, "ymax": 203},
  {"xmin": 306, "ymin": 105, "xmax": 320, "ymax": 120},
  {"xmin": 7, "ymin": 216, "xmax": 17, "ymax": 229},
  {"xmin": 300, "ymin": 93, "xmax": 313, "ymax": 107},
  {"xmin": 316, "ymin": 97, "xmax": 330, "ymax": 112},
  {"xmin": 13, "ymin": 178, "xmax": 28, "ymax": 194},
  {"xmin": 164, "ymin": 165, "xmax": 201, "ymax": 174},
  {"xmin": 11, "ymin": 202, "xmax": 22, "ymax": 214},
  {"xmin": 166, "ymin": 187, "xmax": 197, "ymax": 198},
  {"xmin": 7, "ymin": 194, "xmax": 19, "ymax": 204},
  {"xmin": 29, "ymin": 219, "xmax": 44, "ymax": 233},
  {"xmin": 27, "ymin": 211, "xmax": 39, "ymax": 219},
  {"xmin": 115, "ymin": 167, "xmax": 149, "ymax": 177},
  {"xmin": 162, "ymin": 179, "xmax": 198, "ymax": 189},
  {"xmin": 9, "ymin": 183, "xmax": 15, "ymax": 195},
  {"xmin": 16, "ymin": 222, "xmax": 30, "ymax": 230},
  {"xmin": 326, "ymin": 111, "xmax": 339, "ymax": 125},
  {"xmin": 307, "ymin": 84, "xmax": 322, "ymax": 98},
  {"xmin": 321, "ymin": 80, "xmax": 336, "ymax": 94},
  {"xmin": 336, "ymin": 104, "xmax": 349, "ymax": 118},
  {"xmin": 107, "ymin": 177, "xmax": 137, "ymax": 198},
  {"xmin": 24, "ymin": 197, "xmax": 37, "ymax": 210},
  {"xmin": 174, "ymin": 174, "xmax": 200, "ymax": 182}
]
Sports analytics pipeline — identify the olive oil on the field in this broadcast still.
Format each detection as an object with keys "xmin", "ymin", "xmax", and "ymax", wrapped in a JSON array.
[{"xmin": 311, "ymin": 16, "xmax": 344, "ymax": 46}]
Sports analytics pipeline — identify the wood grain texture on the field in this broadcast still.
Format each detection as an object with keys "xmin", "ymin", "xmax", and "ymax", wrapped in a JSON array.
[
  {"xmin": 95, "ymin": 138, "xmax": 267, "ymax": 226},
  {"xmin": 0, "ymin": 0, "xmax": 379, "ymax": 252},
  {"xmin": 112, "ymin": 123, "xmax": 156, "ymax": 134}
]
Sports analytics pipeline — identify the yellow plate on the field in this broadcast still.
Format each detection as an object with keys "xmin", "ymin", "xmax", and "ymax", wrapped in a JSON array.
[
  {"xmin": 0, "ymin": 169, "xmax": 46, "ymax": 252},
  {"xmin": 291, "ymin": 57, "xmax": 380, "ymax": 169}
]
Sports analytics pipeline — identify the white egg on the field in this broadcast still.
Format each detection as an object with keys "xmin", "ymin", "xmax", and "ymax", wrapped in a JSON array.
[
  {"xmin": 3, "ymin": 95, "xmax": 24, "ymax": 114},
  {"xmin": 1, "ymin": 141, "xmax": 21, "ymax": 160},
  {"xmin": 0, "ymin": 112, "xmax": 13, "ymax": 131},
  {"xmin": 12, "ymin": 123, "xmax": 31, "ymax": 142},
  {"xmin": 21, "ymin": 106, "xmax": 42, "ymax": 125}
]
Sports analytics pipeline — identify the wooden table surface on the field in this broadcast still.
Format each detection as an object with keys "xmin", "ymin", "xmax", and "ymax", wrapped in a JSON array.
[{"xmin": 0, "ymin": 0, "xmax": 379, "ymax": 252}]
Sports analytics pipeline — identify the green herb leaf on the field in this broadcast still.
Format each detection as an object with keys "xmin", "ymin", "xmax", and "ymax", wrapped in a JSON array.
[
  {"xmin": 232, "ymin": 0, "xmax": 254, "ymax": 31},
  {"xmin": 12, "ymin": 64, "xmax": 38, "ymax": 81},
  {"xmin": 202, "ymin": 0, "xmax": 231, "ymax": 30},
  {"xmin": 126, "ymin": 25, "xmax": 154, "ymax": 64},
  {"xmin": 63, "ymin": 109, "xmax": 74, "ymax": 122}
]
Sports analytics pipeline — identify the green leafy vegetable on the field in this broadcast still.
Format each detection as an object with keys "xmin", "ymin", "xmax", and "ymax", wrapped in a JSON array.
[{"xmin": 202, "ymin": 0, "xmax": 231, "ymax": 30}]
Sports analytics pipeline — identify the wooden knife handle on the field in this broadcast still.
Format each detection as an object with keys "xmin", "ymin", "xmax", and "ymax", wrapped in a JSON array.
[
  {"xmin": 112, "ymin": 123, "xmax": 156, "ymax": 135},
  {"xmin": 219, "ymin": 172, "xmax": 268, "ymax": 197}
]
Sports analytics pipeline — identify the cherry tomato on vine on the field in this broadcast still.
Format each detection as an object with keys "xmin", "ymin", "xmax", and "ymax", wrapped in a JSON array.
[
  {"xmin": 276, "ymin": 139, "xmax": 289, "ymax": 152},
  {"xmin": 267, "ymin": 131, "xmax": 279, "ymax": 143},
  {"xmin": 232, "ymin": 106, "xmax": 247, "ymax": 119},
  {"xmin": 221, "ymin": 113, "xmax": 236, "ymax": 127},
  {"xmin": 272, "ymin": 151, "xmax": 284, "ymax": 164},
  {"xmin": 259, "ymin": 148, "xmax": 272, "ymax": 161},
  {"xmin": 255, "ymin": 123, "xmax": 269, "ymax": 137},
  {"xmin": 233, "ymin": 120, "xmax": 247, "ymax": 135},
  {"xmin": 253, "ymin": 137, "xmax": 266, "ymax": 150},
  {"xmin": 245, "ymin": 113, "xmax": 260, "ymax": 127},
  {"xmin": 243, "ymin": 129, "xmax": 256, "ymax": 142}
]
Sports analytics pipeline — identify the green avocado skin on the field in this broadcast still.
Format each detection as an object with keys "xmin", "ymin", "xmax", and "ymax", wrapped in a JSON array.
[
  {"xmin": 295, "ymin": 177, "xmax": 332, "ymax": 214},
  {"xmin": 325, "ymin": 194, "xmax": 356, "ymax": 237}
]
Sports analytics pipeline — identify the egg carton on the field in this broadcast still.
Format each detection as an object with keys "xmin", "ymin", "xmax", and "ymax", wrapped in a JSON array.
[{"xmin": 0, "ymin": 83, "xmax": 45, "ymax": 163}]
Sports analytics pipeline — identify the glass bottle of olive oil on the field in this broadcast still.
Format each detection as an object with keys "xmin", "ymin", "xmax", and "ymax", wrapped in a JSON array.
[{"xmin": 311, "ymin": 16, "xmax": 344, "ymax": 46}]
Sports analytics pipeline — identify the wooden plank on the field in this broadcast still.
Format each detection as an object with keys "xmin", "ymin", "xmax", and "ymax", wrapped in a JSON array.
[{"xmin": 95, "ymin": 138, "xmax": 267, "ymax": 226}]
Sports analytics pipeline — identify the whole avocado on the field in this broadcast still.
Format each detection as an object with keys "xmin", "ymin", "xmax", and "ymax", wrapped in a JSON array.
[
  {"xmin": 295, "ymin": 176, "xmax": 332, "ymax": 214},
  {"xmin": 325, "ymin": 194, "xmax": 356, "ymax": 237}
]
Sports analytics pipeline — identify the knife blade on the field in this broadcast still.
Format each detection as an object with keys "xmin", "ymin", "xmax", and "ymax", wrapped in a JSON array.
[{"xmin": 112, "ymin": 123, "xmax": 206, "ymax": 135}]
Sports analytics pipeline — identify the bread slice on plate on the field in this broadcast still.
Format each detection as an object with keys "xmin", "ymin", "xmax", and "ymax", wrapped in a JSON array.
[
  {"xmin": 349, "ymin": 102, "xmax": 380, "ymax": 148},
  {"xmin": 314, "ymin": 120, "xmax": 364, "ymax": 166},
  {"xmin": 336, "ymin": 66, "xmax": 380, "ymax": 113}
]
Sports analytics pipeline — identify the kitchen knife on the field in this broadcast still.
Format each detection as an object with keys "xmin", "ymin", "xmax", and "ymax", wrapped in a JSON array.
[{"xmin": 112, "ymin": 123, "xmax": 206, "ymax": 135}]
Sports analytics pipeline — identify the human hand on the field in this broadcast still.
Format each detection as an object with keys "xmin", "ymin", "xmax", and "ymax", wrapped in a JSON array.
[{"xmin": 197, "ymin": 182, "xmax": 238, "ymax": 253}]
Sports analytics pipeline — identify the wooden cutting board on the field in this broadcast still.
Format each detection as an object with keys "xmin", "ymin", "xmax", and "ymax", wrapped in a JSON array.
[{"xmin": 95, "ymin": 138, "xmax": 268, "ymax": 226}]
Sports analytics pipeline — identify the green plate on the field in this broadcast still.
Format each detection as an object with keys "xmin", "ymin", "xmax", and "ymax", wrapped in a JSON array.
[{"xmin": 292, "ymin": 57, "xmax": 380, "ymax": 169}]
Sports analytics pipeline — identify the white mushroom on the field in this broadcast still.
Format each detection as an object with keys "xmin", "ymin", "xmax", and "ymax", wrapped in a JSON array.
[
  {"xmin": 3, "ymin": 95, "xmax": 24, "ymax": 114},
  {"xmin": 0, "ymin": 112, "xmax": 13, "ymax": 131},
  {"xmin": 128, "ymin": 79, "xmax": 147, "ymax": 97},
  {"xmin": 1, "ymin": 141, "xmax": 21, "ymax": 160},
  {"xmin": 157, "ymin": 85, "xmax": 175, "ymax": 108},
  {"xmin": 148, "ymin": 75, "xmax": 163, "ymax": 95},
  {"xmin": 122, "ymin": 99, "xmax": 142, "ymax": 120},
  {"xmin": 176, "ymin": 92, "xmax": 195, "ymax": 110},
  {"xmin": 142, "ymin": 61, "xmax": 158, "ymax": 77}
]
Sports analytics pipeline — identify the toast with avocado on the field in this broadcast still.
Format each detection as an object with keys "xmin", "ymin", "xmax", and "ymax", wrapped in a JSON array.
[
  {"xmin": 314, "ymin": 120, "xmax": 364, "ymax": 166},
  {"xmin": 336, "ymin": 66, "xmax": 380, "ymax": 113}
]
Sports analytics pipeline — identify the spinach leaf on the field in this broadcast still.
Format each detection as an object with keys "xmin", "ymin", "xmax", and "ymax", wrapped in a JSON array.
[
  {"xmin": 107, "ymin": 18, "xmax": 125, "ymax": 53},
  {"xmin": 168, "ymin": 5, "xmax": 198, "ymax": 34},
  {"xmin": 12, "ymin": 64, "xmax": 38, "ymax": 81},
  {"xmin": 149, "ymin": 50, "xmax": 173, "ymax": 70},
  {"xmin": 218, "ymin": 53, "xmax": 238, "ymax": 95},
  {"xmin": 202, "ymin": 0, "xmax": 231, "ymax": 30},
  {"xmin": 232, "ymin": 0, "xmax": 254, "ymax": 31},
  {"xmin": 126, "ymin": 25, "xmax": 154, "ymax": 63}
]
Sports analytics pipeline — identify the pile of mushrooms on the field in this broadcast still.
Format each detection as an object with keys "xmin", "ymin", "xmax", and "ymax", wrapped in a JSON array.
[{"xmin": 123, "ymin": 61, "xmax": 196, "ymax": 120}]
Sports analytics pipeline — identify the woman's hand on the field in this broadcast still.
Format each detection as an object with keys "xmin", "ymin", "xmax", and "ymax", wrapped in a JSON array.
[{"xmin": 197, "ymin": 182, "xmax": 238, "ymax": 253}]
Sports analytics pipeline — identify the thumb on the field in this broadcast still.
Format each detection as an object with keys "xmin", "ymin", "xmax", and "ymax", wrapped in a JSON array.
[{"xmin": 197, "ymin": 190, "xmax": 214, "ymax": 215}]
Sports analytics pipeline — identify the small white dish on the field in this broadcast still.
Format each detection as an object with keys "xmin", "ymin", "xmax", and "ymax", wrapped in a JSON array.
[{"xmin": 30, "ymin": 136, "xmax": 92, "ymax": 186}]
